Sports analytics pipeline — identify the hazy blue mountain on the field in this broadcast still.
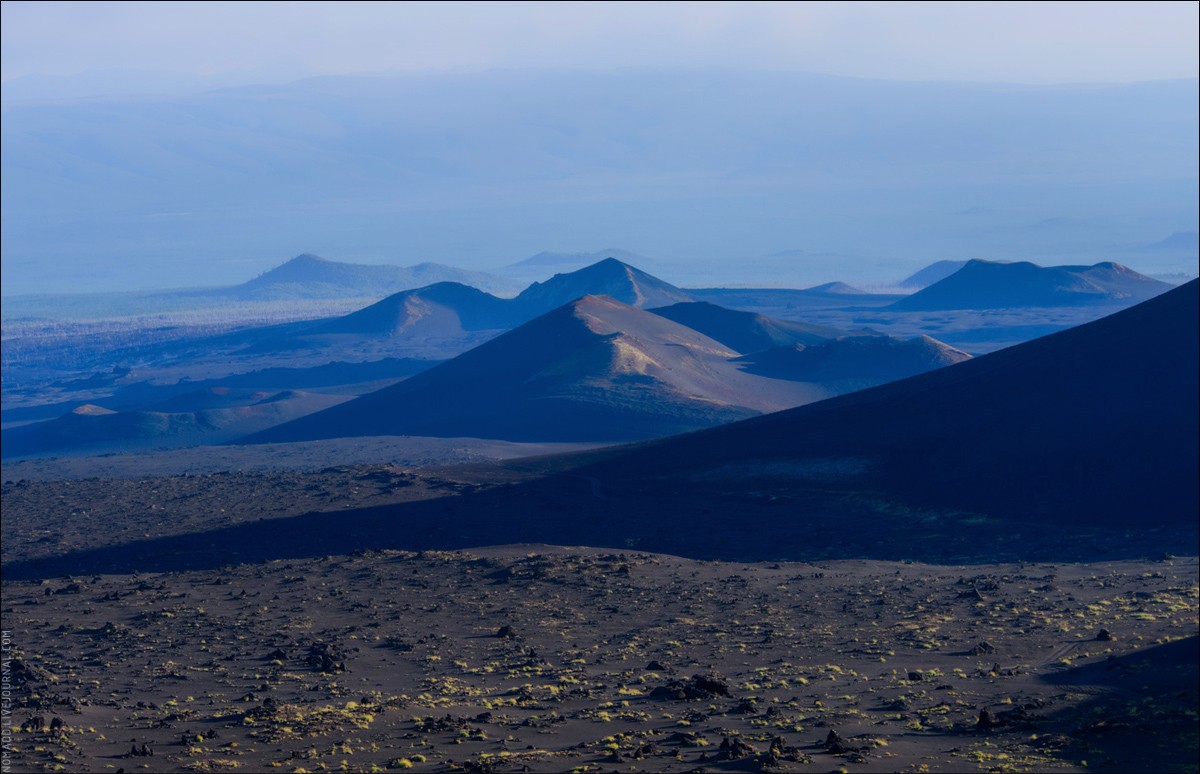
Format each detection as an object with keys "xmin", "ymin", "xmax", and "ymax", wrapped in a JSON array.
[
  {"xmin": 802, "ymin": 281, "xmax": 866, "ymax": 295},
  {"xmin": 219, "ymin": 253, "xmax": 520, "ymax": 298},
  {"xmin": 580, "ymin": 280, "xmax": 1199, "ymax": 528},
  {"xmin": 0, "ymin": 254, "xmax": 519, "ymax": 321},
  {"xmin": 648, "ymin": 301, "xmax": 844, "ymax": 353},
  {"xmin": 4, "ymin": 71, "xmax": 1195, "ymax": 294},
  {"xmin": 890, "ymin": 260, "xmax": 1172, "ymax": 310},
  {"xmin": 897, "ymin": 260, "xmax": 969, "ymax": 289},
  {"xmin": 504, "ymin": 248, "xmax": 656, "ymax": 272},
  {"xmin": 1143, "ymin": 231, "xmax": 1199, "ymax": 253}
]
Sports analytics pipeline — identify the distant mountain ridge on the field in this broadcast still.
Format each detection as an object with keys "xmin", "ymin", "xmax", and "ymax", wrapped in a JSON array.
[
  {"xmin": 891, "ymin": 260, "xmax": 1172, "ymax": 310},
  {"xmin": 4, "ymin": 258, "xmax": 983, "ymax": 459}
]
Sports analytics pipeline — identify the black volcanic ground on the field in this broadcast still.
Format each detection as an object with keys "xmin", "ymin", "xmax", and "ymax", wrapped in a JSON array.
[
  {"xmin": 2, "ymin": 448, "xmax": 1198, "ymax": 773},
  {"xmin": 3, "ymin": 516, "xmax": 1196, "ymax": 773}
]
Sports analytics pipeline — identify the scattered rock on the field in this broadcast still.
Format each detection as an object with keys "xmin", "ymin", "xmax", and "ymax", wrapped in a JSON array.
[
  {"xmin": 305, "ymin": 641, "xmax": 347, "ymax": 673},
  {"xmin": 824, "ymin": 729, "xmax": 857, "ymax": 755},
  {"xmin": 666, "ymin": 731, "xmax": 710, "ymax": 747},
  {"xmin": 716, "ymin": 735, "xmax": 757, "ymax": 759},
  {"xmin": 691, "ymin": 671, "xmax": 732, "ymax": 697},
  {"xmin": 21, "ymin": 716, "xmax": 46, "ymax": 733},
  {"xmin": 243, "ymin": 696, "xmax": 280, "ymax": 722},
  {"xmin": 997, "ymin": 705, "xmax": 1038, "ymax": 727},
  {"xmin": 629, "ymin": 743, "xmax": 657, "ymax": 760},
  {"xmin": 649, "ymin": 671, "xmax": 733, "ymax": 701},
  {"xmin": 128, "ymin": 742, "xmax": 154, "ymax": 757}
]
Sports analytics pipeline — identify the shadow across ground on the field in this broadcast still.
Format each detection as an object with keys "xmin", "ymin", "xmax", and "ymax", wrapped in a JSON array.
[{"xmin": 3, "ymin": 466, "xmax": 1196, "ymax": 581}]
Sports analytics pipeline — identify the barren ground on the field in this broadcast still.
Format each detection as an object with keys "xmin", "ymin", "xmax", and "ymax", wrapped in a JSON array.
[{"xmin": 1, "ymin": 467, "xmax": 1197, "ymax": 773}]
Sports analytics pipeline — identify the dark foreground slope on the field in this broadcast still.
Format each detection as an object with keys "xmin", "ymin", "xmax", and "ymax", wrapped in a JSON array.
[{"xmin": 594, "ymin": 279, "xmax": 1199, "ymax": 528}]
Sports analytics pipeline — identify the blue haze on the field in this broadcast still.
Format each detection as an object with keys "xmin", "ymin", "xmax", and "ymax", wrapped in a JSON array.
[{"xmin": 2, "ymin": 70, "xmax": 1197, "ymax": 294}]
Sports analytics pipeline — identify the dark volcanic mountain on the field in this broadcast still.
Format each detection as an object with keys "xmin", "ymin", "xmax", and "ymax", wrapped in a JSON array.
[
  {"xmin": 735, "ymin": 335, "xmax": 971, "ymax": 385},
  {"xmin": 242, "ymin": 295, "xmax": 831, "ymax": 444},
  {"xmin": 648, "ymin": 301, "xmax": 844, "ymax": 353},
  {"xmin": 585, "ymin": 280, "xmax": 1199, "ymax": 528},
  {"xmin": 891, "ymin": 259, "xmax": 1172, "ymax": 310},
  {"xmin": 309, "ymin": 282, "xmax": 520, "ymax": 336},
  {"xmin": 513, "ymin": 258, "xmax": 693, "ymax": 312}
]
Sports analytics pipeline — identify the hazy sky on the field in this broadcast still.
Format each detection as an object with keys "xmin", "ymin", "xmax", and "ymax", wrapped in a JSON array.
[
  {"xmin": 3, "ymin": 1, "xmax": 1198, "ymax": 87},
  {"xmin": 2, "ymin": 1, "xmax": 1197, "ymax": 295}
]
